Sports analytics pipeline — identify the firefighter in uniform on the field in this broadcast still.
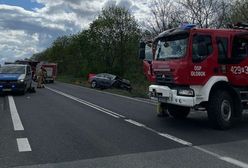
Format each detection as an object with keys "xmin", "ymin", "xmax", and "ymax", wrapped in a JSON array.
[{"xmin": 37, "ymin": 67, "xmax": 45, "ymax": 88}]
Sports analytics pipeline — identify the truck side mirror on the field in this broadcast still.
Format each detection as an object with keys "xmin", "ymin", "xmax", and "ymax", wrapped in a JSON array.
[{"xmin": 139, "ymin": 42, "xmax": 146, "ymax": 60}]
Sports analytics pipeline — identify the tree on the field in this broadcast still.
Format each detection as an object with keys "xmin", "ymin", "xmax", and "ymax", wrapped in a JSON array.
[
  {"xmin": 88, "ymin": 6, "xmax": 141, "ymax": 75},
  {"xmin": 32, "ymin": 6, "xmax": 141, "ymax": 79},
  {"xmin": 179, "ymin": 0, "xmax": 229, "ymax": 28},
  {"xmin": 147, "ymin": 0, "xmax": 184, "ymax": 35},
  {"xmin": 146, "ymin": 0, "xmax": 231, "ymax": 35},
  {"xmin": 229, "ymin": 0, "xmax": 248, "ymax": 23}
]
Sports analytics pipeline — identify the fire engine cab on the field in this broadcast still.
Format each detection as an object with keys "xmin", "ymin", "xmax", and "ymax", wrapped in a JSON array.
[{"xmin": 139, "ymin": 23, "xmax": 248, "ymax": 129}]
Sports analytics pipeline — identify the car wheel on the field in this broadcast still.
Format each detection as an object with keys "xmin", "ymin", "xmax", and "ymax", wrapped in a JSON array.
[{"xmin": 91, "ymin": 80, "xmax": 97, "ymax": 88}]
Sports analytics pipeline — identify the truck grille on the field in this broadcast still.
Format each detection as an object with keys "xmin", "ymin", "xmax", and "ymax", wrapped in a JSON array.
[{"xmin": 156, "ymin": 73, "xmax": 174, "ymax": 84}]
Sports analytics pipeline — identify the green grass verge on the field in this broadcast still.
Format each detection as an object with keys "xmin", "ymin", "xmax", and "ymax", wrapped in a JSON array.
[{"xmin": 56, "ymin": 75, "xmax": 150, "ymax": 98}]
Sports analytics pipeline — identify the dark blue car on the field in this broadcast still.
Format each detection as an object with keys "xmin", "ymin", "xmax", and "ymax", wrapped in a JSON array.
[{"xmin": 0, "ymin": 64, "xmax": 33, "ymax": 95}]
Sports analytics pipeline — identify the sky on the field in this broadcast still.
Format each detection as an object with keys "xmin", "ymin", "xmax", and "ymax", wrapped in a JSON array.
[{"xmin": 0, "ymin": 0, "xmax": 151, "ymax": 64}]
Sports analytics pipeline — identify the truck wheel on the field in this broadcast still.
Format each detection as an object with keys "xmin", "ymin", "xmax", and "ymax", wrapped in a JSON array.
[
  {"xmin": 168, "ymin": 105, "xmax": 190, "ymax": 119},
  {"xmin": 91, "ymin": 81, "xmax": 97, "ymax": 88},
  {"xmin": 207, "ymin": 90, "xmax": 234, "ymax": 129},
  {"xmin": 156, "ymin": 103, "xmax": 169, "ymax": 117}
]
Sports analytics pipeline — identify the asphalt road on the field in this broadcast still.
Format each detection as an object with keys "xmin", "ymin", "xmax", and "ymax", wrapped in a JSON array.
[{"xmin": 1, "ymin": 81, "xmax": 248, "ymax": 168}]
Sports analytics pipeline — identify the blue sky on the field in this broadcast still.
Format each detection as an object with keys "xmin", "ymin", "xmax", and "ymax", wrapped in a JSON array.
[
  {"xmin": 0, "ymin": 0, "xmax": 150, "ymax": 65},
  {"xmin": 0, "ymin": 0, "xmax": 44, "ymax": 10}
]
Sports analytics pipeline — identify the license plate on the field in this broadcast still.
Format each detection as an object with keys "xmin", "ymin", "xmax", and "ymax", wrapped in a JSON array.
[{"xmin": 3, "ymin": 88, "xmax": 12, "ymax": 91}]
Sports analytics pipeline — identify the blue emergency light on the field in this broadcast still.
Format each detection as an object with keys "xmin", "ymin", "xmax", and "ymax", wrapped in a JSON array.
[
  {"xmin": 180, "ymin": 23, "xmax": 196, "ymax": 30},
  {"xmin": 0, "ymin": 85, "xmax": 3, "ymax": 88},
  {"xmin": 12, "ymin": 85, "xmax": 15, "ymax": 88}
]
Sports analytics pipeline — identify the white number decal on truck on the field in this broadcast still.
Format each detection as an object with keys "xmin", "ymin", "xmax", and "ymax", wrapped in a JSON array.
[{"xmin": 230, "ymin": 66, "xmax": 248, "ymax": 75}]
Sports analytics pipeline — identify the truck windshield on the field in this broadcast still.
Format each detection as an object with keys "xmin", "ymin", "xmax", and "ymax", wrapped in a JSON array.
[
  {"xmin": 155, "ymin": 34, "xmax": 188, "ymax": 60},
  {"xmin": 0, "ymin": 66, "xmax": 25, "ymax": 74}
]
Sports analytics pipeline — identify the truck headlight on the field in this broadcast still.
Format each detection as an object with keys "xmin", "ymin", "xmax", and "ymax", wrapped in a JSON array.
[{"xmin": 177, "ymin": 89, "xmax": 194, "ymax": 97}]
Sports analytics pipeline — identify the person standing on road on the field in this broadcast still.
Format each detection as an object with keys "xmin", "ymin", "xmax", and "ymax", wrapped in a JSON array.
[
  {"xmin": 37, "ymin": 67, "xmax": 45, "ymax": 88},
  {"xmin": 42, "ymin": 68, "xmax": 47, "ymax": 85}
]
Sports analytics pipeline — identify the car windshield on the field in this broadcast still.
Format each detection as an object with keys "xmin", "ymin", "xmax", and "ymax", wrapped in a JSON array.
[
  {"xmin": 155, "ymin": 34, "xmax": 189, "ymax": 60},
  {"xmin": 0, "ymin": 66, "xmax": 25, "ymax": 74}
]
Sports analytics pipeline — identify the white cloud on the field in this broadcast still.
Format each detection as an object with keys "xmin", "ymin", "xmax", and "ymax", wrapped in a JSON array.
[{"xmin": 0, "ymin": 0, "xmax": 152, "ymax": 65}]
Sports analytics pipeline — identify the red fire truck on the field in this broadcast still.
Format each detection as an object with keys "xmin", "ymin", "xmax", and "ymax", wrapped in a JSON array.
[
  {"xmin": 36, "ymin": 62, "xmax": 57, "ymax": 83},
  {"xmin": 139, "ymin": 23, "xmax": 248, "ymax": 129}
]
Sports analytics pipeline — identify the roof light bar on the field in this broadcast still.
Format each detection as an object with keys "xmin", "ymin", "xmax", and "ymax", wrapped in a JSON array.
[{"xmin": 180, "ymin": 23, "xmax": 196, "ymax": 30}]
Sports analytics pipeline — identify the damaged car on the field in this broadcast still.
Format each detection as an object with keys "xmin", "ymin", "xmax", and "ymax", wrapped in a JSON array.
[{"xmin": 89, "ymin": 73, "xmax": 132, "ymax": 91}]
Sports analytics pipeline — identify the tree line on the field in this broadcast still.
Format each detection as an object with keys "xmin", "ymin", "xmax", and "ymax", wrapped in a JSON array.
[
  {"xmin": 32, "ymin": 0, "xmax": 248, "ymax": 80},
  {"xmin": 32, "ymin": 6, "xmax": 141, "ymax": 80}
]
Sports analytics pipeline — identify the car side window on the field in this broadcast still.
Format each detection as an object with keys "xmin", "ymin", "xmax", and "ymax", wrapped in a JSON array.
[
  {"xmin": 192, "ymin": 34, "xmax": 213, "ymax": 63},
  {"xmin": 97, "ymin": 74, "xmax": 103, "ymax": 78},
  {"xmin": 105, "ymin": 75, "xmax": 111, "ymax": 80}
]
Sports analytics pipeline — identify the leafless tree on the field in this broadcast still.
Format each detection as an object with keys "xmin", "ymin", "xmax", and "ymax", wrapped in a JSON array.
[
  {"xmin": 145, "ymin": 0, "xmax": 243, "ymax": 37},
  {"xmin": 179, "ymin": 0, "xmax": 230, "ymax": 28},
  {"xmin": 146, "ymin": 0, "xmax": 184, "ymax": 35}
]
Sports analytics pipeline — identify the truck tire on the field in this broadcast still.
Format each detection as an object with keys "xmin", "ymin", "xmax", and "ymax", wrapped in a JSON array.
[
  {"xmin": 168, "ymin": 104, "xmax": 190, "ymax": 119},
  {"xmin": 207, "ymin": 90, "xmax": 234, "ymax": 130}
]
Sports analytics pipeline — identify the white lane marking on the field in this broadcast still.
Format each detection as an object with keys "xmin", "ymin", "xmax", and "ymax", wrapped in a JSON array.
[
  {"xmin": 158, "ymin": 133, "xmax": 193, "ymax": 146},
  {"xmin": 194, "ymin": 146, "xmax": 248, "ymax": 168},
  {"xmin": 125, "ymin": 119, "xmax": 145, "ymax": 127},
  {"xmin": 193, "ymin": 146, "xmax": 221, "ymax": 158},
  {"xmin": 16, "ymin": 138, "xmax": 32, "ymax": 152},
  {"xmin": 59, "ymin": 82, "xmax": 157, "ymax": 105},
  {"xmin": 140, "ymin": 124, "xmax": 193, "ymax": 146},
  {"xmin": 8, "ymin": 96, "xmax": 24, "ymax": 131},
  {"xmin": 220, "ymin": 157, "xmax": 248, "ymax": 168},
  {"xmin": 46, "ymin": 87, "xmax": 124, "ymax": 119}
]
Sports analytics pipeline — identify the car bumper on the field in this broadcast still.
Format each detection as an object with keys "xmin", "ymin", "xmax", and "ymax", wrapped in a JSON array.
[
  {"xmin": 0, "ymin": 82, "xmax": 26, "ymax": 93},
  {"xmin": 149, "ymin": 85, "xmax": 196, "ymax": 107}
]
